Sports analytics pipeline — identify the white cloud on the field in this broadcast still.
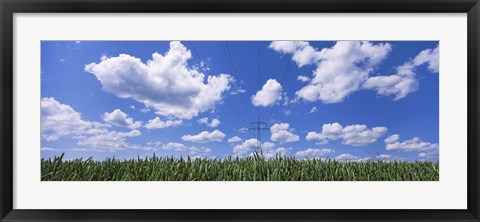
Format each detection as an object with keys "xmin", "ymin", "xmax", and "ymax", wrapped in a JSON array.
[
  {"xmin": 385, "ymin": 136, "xmax": 438, "ymax": 152},
  {"xmin": 297, "ymin": 75, "xmax": 310, "ymax": 82},
  {"xmin": 209, "ymin": 119, "xmax": 221, "ymax": 127},
  {"xmin": 417, "ymin": 152, "xmax": 438, "ymax": 159},
  {"xmin": 181, "ymin": 130, "xmax": 226, "ymax": 143},
  {"xmin": 227, "ymin": 136, "xmax": 242, "ymax": 143},
  {"xmin": 271, "ymin": 42, "xmax": 438, "ymax": 103},
  {"xmin": 413, "ymin": 46, "xmax": 439, "ymax": 73},
  {"xmin": 230, "ymin": 88, "xmax": 246, "ymax": 95},
  {"xmin": 295, "ymin": 148, "xmax": 334, "ymax": 159},
  {"xmin": 144, "ymin": 117, "xmax": 182, "ymax": 129},
  {"xmin": 270, "ymin": 123, "xmax": 299, "ymax": 143},
  {"xmin": 197, "ymin": 117, "xmax": 208, "ymax": 125},
  {"xmin": 77, "ymin": 129, "xmax": 141, "ymax": 151},
  {"xmin": 309, "ymin": 107, "xmax": 318, "ymax": 113},
  {"xmin": 362, "ymin": 45, "xmax": 439, "ymax": 100},
  {"xmin": 238, "ymin": 127, "xmax": 248, "ymax": 133},
  {"xmin": 269, "ymin": 41, "xmax": 325, "ymax": 67},
  {"xmin": 41, "ymin": 97, "xmax": 141, "ymax": 151},
  {"xmin": 288, "ymin": 41, "xmax": 392, "ymax": 103},
  {"xmin": 188, "ymin": 146, "xmax": 212, "ymax": 156},
  {"xmin": 141, "ymin": 141, "xmax": 187, "ymax": 152},
  {"xmin": 130, "ymin": 105, "xmax": 135, "ymax": 110},
  {"xmin": 75, "ymin": 41, "xmax": 81, "ymax": 44},
  {"xmin": 306, "ymin": 122, "xmax": 387, "ymax": 146},
  {"xmin": 233, "ymin": 138, "xmax": 261, "ymax": 156},
  {"xmin": 232, "ymin": 138, "xmax": 279, "ymax": 157},
  {"xmin": 384, "ymin": 134, "xmax": 400, "ymax": 144},
  {"xmin": 376, "ymin": 154, "xmax": 391, "ymax": 160},
  {"xmin": 263, "ymin": 146, "xmax": 289, "ymax": 159},
  {"xmin": 197, "ymin": 117, "xmax": 221, "ymax": 128},
  {"xmin": 362, "ymin": 73, "xmax": 418, "ymax": 100},
  {"xmin": 41, "ymin": 97, "xmax": 92, "ymax": 141},
  {"xmin": 251, "ymin": 79, "xmax": 283, "ymax": 107},
  {"xmin": 161, "ymin": 142, "xmax": 187, "ymax": 151},
  {"xmin": 103, "ymin": 109, "xmax": 142, "ymax": 129},
  {"xmin": 41, "ymin": 147, "xmax": 60, "ymax": 152},
  {"xmin": 418, "ymin": 153, "xmax": 428, "ymax": 158},
  {"xmin": 85, "ymin": 41, "xmax": 232, "ymax": 120},
  {"xmin": 140, "ymin": 107, "xmax": 151, "ymax": 113},
  {"xmin": 376, "ymin": 154, "xmax": 406, "ymax": 162},
  {"xmin": 335, "ymin": 153, "xmax": 371, "ymax": 162}
]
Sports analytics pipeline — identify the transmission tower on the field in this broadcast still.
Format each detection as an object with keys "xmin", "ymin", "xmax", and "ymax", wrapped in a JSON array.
[{"xmin": 249, "ymin": 116, "xmax": 269, "ymax": 155}]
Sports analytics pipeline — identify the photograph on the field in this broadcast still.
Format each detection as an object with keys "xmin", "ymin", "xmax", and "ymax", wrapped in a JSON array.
[{"xmin": 40, "ymin": 40, "xmax": 440, "ymax": 181}]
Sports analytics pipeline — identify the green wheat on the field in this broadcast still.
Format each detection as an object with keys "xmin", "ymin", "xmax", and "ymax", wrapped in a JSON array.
[{"xmin": 41, "ymin": 153, "xmax": 439, "ymax": 181}]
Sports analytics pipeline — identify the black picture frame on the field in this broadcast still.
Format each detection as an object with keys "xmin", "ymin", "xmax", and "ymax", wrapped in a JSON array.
[{"xmin": 1, "ymin": 0, "xmax": 479, "ymax": 221}]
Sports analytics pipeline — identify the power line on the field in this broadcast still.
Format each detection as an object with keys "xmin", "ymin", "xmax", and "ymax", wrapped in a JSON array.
[
  {"xmin": 187, "ymin": 41, "xmax": 247, "ymax": 126},
  {"xmin": 267, "ymin": 41, "xmax": 335, "ymax": 123},
  {"xmin": 257, "ymin": 41, "xmax": 260, "ymax": 94},
  {"xmin": 223, "ymin": 41, "xmax": 253, "ymax": 123},
  {"xmin": 257, "ymin": 42, "xmax": 260, "ymax": 118},
  {"xmin": 267, "ymin": 41, "xmax": 298, "ymax": 123},
  {"xmin": 320, "ymin": 41, "xmax": 335, "ymax": 63}
]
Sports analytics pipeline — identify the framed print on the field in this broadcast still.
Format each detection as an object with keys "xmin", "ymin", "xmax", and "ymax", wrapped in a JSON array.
[{"xmin": 1, "ymin": 0, "xmax": 479, "ymax": 221}]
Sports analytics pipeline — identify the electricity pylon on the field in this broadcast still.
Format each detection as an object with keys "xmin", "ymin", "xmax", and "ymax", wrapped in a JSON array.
[{"xmin": 249, "ymin": 116, "xmax": 269, "ymax": 155}]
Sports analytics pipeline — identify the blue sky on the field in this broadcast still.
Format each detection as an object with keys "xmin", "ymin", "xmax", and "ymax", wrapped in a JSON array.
[{"xmin": 41, "ymin": 41, "xmax": 439, "ymax": 162}]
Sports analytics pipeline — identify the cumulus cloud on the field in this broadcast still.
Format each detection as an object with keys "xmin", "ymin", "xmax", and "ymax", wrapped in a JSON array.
[
  {"xmin": 41, "ymin": 97, "xmax": 141, "ymax": 151},
  {"xmin": 144, "ymin": 117, "xmax": 182, "ymax": 129},
  {"xmin": 227, "ymin": 136, "xmax": 242, "ymax": 143},
  {"xmin": 232, "ymin": 138, "xmax": 283, "ymax": 158},
  {"xmin": 181, "ymin": 130, "xmax": 226, "ymax": 143},
  {"xmin": 287, "ymin": 41, "xmax": 392, "ymax": 103},
  {"xmin": 230, "ymin": 88, "xmax": 246, "ymax": 95},
  {"xmin": 41, "ymin": 147, "xmax": 60, "ymax": 152},
  {"xmin": 384, "ymin": 134, "xmax": 400, "ymax": 144},
  {"xmin": 41, "ymin": 97, "xmax": 92, "ymax": 141},
  {"xmin": 362, "ymin": 73, "xmax": 418, "ymax": 100},
  {"xmin": 270, "ymin": 123, "xmax": 300, "ymax": 143},
  {"xmin": 77, "ymin": 129, "xmax": 141, "ymax": 151},
  {"xmin": 335, "ymin": 154, "xmax": 371, "ymax": 162},
  {"xmin": 376, "ymin": 154, "xmax": 391, "ymax": 160},
  {"xmin": 142, "ymin": 141, "xmax": 187, "ymax": 152},
  {"xmin": 362, "ymin": 45, "xmax": 439, "ymax": 100},
  {"xmin": 251, "ymin": 79, "xmax": 283, "ymax": 107},
  {"xmin": 270, "ymin": 41, "xmax": 439, "ymax": 102},
  {"xmin": 297, "ymin": 75, "xmax": 310, "ymax": 82},
  {"xmin": 309, "ymin": 107, "xmax": 318, "ymax": 113},
  {"xmin": 306, "ymin": 122, "xmax": 387, "ymax": 146},
  {"xmin": 295, "ymin": 148, "xmax": 334, "ymax": 159},
  {"xmin": 418, "ymin": 153, "xmax": 428, "ymax": 158},
  {"xmin": 269, "ymin": 41, "xmax": 325, "ymax": 67},
  {"xmin": 85, "ymin": 41, "xmax": 232, "ymax": 120},
  {"xmin": 238, "ymin": 127, "xmax": 248, "ymax": 133},
  {"xmin": 375, "ymin": 154, "xmax": 406, "ymax": 162},
  {"xmin": 385, "ymin": 136, "xmax": 438, "ymax": 152},
  {"xmin": 263, "ymin": 146, "xmax": 289, "ymax": 159},
  {"xmin": 188, "ymin": 146, "xmax": 212, "ymax": 157},
  {"xmin": 417, "ymin": 151, "xmax": 438, "ymax": 160},
  {"xmin": 197, "ymin": 117, "xmax": 221, "ymax": 128},
  {"xmin": 413, "ymin": 46, "xmax": 439, "ymax": 73},
  {"xmin": 161, "ymin": 142, "xmax": 187, "ymax": 151},
  {"xmin": 103, "ymin": 109, "xmax": 142, "ymax": 129},
  {"xmin": 233, "ymin": 138, "xmax": 262, "ymax": 156}
]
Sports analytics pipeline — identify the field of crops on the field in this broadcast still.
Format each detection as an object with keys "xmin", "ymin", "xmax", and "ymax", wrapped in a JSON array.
[{"xmin": 41, "ymin": 153, "xmax": 439, "ymax": 181}]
